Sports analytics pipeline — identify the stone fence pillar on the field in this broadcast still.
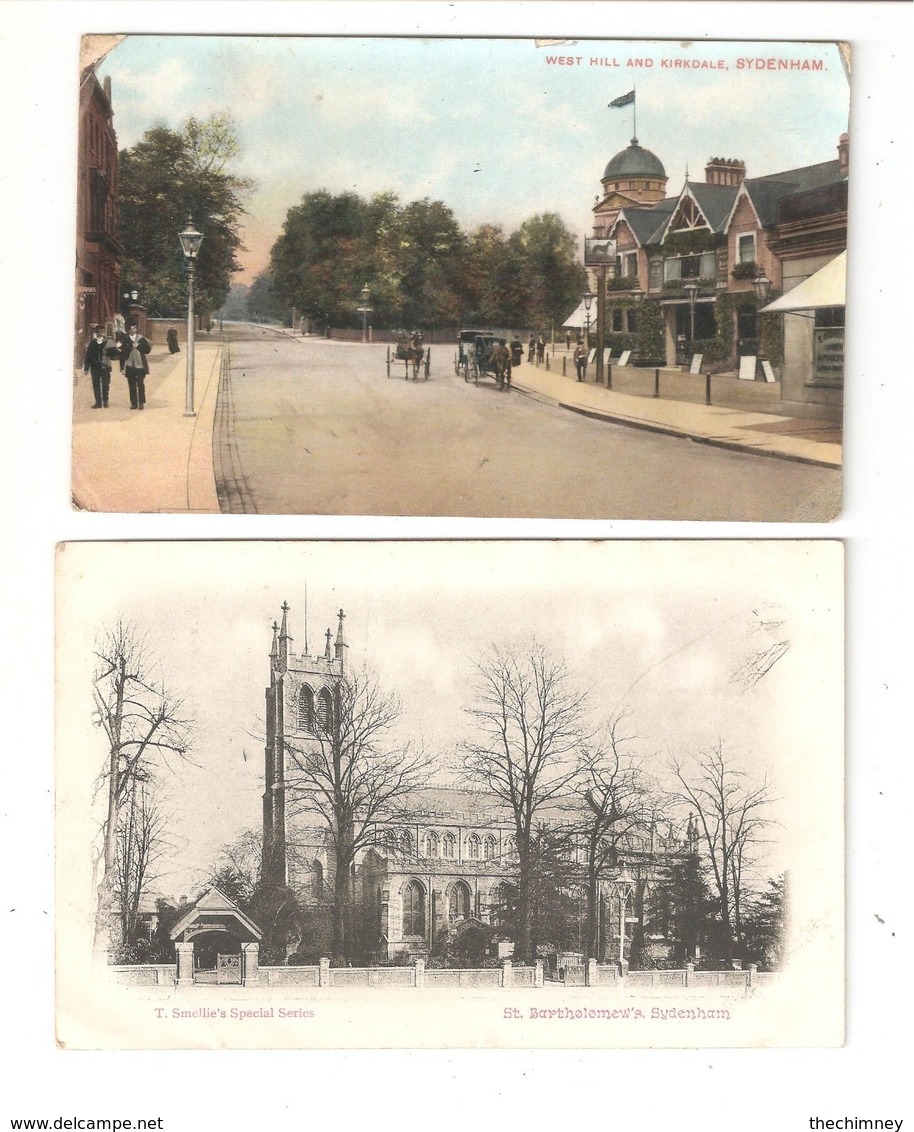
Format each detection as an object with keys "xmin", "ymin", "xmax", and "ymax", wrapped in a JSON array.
[
  {"xmin": 502, "ymin": 960, "xmax": 513, "ymax": 988},
  {"xmin": 685, "ymin": 961, "xmax": 695, "ymax": 987},
  {"xmin": 414, "ymin": 958, "xmax": 426, "ymax": 989},
  {"xmin": 587, "ymin": 958, "xmax": 597, "ymax": 987},
  {"xmin": 748, "ymin": 963, "xmax": 758, "ymax": 988},
  {"xmin": 319, "ymin": 957, "xmax": 331, "ymax": 987},
  {"xmin": 242, "ymin": 942, "xmax": 261, "ymax": 987},
  {"xmin": 175, "ymin": 942, "xmax": 194, "ymax": 987},
  {"xmin": 534, "ymin": 960, "xmax": 544, "ymax": 988}
]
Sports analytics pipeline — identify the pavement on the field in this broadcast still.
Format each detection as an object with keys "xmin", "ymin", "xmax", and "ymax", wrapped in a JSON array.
[
  {"xmin": 72, "ymin": 334, "xmax": 223, "ymax": 512},
  {"xmin": 508, "ymin": 349, "xmax": 842, "ymax": 469},
  {"xmin": 70, "ymin": 327, "xmax": 841, "ymax": 514}
]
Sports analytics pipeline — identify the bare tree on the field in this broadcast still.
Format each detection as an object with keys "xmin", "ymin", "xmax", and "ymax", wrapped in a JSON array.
[
  {"xmin": 93, "ymin": 621, "xmax": 193, "ymax": 956},
  {"xmin": 669, "ymin": 742, "xmax": 773, "ymax": 961},
  {"xmin": 204, "ymin": 828, "xmax": 262, "ymax": 908},
  {"xmin": 460, "ymin": 642, "xmax": 589, "ymax": 964},
  {"xmin": 112, "ymin": 782, "xmax": 168, "ymax": 947},
  {"xmin": 572, "ymin": 714, "xmax": 653, "ymax": 962},
  {"xmin": 283, "ymin": 668, "xmax": 431, "ymax": 962}
]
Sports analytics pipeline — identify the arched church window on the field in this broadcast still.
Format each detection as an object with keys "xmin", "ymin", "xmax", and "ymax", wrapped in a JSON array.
[
  {"xmin": 467, "ymin": 834, "xmax": 480, "ymax": 860},
  {"xmin": 442, "ymin": 832, "xmax": 456, "ymax": 859},
  {"xmin": 483, "ymin": 835, "xmax": 496, "ymax": 860},
  {"xmin": 401, "ymin": 829, "xmax": 412, "ymax": 856},
  {"xmin": 403, "ymin": 880, "xmax": 425, "ymax": 937},
  {"xmin": 425, "ymin": 832, "xmax": 439, "ymax": 858},
  {"xmin": 505, "ymin": 835, "xmax": 517, "ymax": 859},
  {"xmin": 449, "ymin": 881, "xmax": 470, "ymax": 921},
  {"xmin": 298, "ymin": 685, "xmax": 315, "ymax": 732},
  {"xmin": 316, "ymin": 688, "xmax": 333, "ymax": 733}
]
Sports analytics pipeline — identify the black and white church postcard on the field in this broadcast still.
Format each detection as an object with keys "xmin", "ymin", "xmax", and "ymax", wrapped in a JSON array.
[
  {"xmin": 56, "ymin": 539, "xmax": 844, "ymax": 1050},
  {"xmin": 72, "ymin": 34, "xmax": 848, "ymax": 521}
]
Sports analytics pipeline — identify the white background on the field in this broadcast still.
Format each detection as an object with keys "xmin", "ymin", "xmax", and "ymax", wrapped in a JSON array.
[{"xmin": 0, "ymin": 0, "xmax": 910, "ymax": 1127}]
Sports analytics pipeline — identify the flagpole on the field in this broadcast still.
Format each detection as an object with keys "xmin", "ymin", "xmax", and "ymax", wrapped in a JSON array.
[{"xmin": 633, "ymin": 84, "xmax": 637, "ymax": 138}]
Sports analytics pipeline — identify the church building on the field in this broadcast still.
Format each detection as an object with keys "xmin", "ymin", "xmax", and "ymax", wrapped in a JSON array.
[{"xmin": 261, "ymin": 601, "xmax": 696, "ymax": 964}]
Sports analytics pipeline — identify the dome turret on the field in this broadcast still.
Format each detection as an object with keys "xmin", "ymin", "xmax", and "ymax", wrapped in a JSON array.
[{"xmin": 602, "ymin": 137, "xmax": 667, "ymax": 182}]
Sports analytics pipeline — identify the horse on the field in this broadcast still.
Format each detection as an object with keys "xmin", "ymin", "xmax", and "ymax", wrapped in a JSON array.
[{"xmin": 395, "ymin": 333, "xmax": 425, "ymax": 380}]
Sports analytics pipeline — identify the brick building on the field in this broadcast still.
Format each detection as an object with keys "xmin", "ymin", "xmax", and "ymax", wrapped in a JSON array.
[
  {"xmin": 75, "ymin": 67, "xmax": 122, "ymax": 367},
  {"xmin": 589, "ymin": 134, "xmax": 848, "ymax": 396}
]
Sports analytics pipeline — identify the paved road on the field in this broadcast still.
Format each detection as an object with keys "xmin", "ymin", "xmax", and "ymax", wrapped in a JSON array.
[{"xmin": 214, "ymin": 328, "xmax": 841, "ymax": 520}]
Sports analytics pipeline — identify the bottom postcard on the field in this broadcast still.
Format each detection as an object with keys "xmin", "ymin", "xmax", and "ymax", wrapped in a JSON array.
[{"xmin": 55, "ymin": 540, "xmax": 843, "ymax": 1048}]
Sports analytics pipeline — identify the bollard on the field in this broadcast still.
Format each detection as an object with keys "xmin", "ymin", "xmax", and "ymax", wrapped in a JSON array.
[
  {"xmin": 607, "ymin": 363, "xmax": 613, "ymax": 391},
  {"xmin": 562, "ymin": 356, "xmax": 566, "ymax": 376},
  {"xmin": 705, "ymin": 371, "xmax": 712, "ymax": 406},
  {"xmin": 654, "ymin": 367, "xmax": 660, "ymax": 398}
]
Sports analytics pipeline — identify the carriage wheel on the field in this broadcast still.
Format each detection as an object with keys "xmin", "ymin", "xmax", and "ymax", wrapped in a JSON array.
[
  {"xmin": 462, "ymin": 359, "xmax": 470, "ymax": 382},
  {"xmin": 424, "ymin": 349, "xmax": 431, "ymax": 380},
  {"xmin": 454, "ymin": 351, "xmax": 460, "ymax": 376}
]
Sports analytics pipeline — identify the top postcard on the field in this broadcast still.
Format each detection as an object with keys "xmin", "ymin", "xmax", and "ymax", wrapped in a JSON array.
[{"xmin": 73, "ymin": 36, "xmax": 848, "ymax": 520}]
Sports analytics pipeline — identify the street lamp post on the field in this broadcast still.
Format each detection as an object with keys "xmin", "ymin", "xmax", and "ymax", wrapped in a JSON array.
[
  {"xmin": 358, "ymin": 284, "xmax": 372, "ymax": 343},
  {"xmin": 583, "ymin": 288, "xmax": 594, "ymax": 355},
  {"xmin": 178, "ymin": 217, "xmax": 204, "ymax": 417}
]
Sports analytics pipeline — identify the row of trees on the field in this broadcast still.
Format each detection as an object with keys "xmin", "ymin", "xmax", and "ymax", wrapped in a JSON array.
[
  {"xmin": 263, "ymin": 191, "xmax": 586, "ymax": 332},
  {"xmin": 93, "ymin": 628, "xmax": 784, "ymax": 973},
  {"xmin": 118, "ymin": 113, "xmax": 252, "ymax": 321}
]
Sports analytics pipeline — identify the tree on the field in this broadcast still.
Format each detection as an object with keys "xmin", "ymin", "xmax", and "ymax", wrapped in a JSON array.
[
  {"xmin": 669, "ymin": 743, "xmax": 773, "ymax": 961},
  {"xmin": 112, "ymin": 781, "xmax": 168, "ymax": 952},
  {"xmin": 92, "ymin": 621, "xmax": 193, "ymax": 956},
  {"xmin": 460, "ymin": 642, "xmax": 588, "ymax": 964},
  {"xmin": 283, "ymin": 668, "xmax": 431, "ymax": 963},
  {"xmin": 204, "ymin": 828, "xmax": 262, "ymax": 910},
  {"xmin": 509, "ymin": 213, "xmax": 586, "ymax": 331},
  {"xmin": 119, "ymin": 113, "xmax": 252, "ymax": 318},
  {"xmin": 740, "ymin": 872, "xmax": 788, "ymax": 970},
  {"xmin": 572, "ymin": 714, "xmax": 652, "ymax": 962}
]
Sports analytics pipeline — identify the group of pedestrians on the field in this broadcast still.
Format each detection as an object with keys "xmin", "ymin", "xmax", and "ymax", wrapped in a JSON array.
[
  {"xmin": 525, "ymin": 335, "xmax": 547, "ymax": 364},
  {"xmin": 82, "ymin": 323, "xmax": 180, "ymax": 411}
]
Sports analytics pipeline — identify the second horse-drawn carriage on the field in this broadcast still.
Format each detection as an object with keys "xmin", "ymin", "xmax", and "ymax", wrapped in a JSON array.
[
  {"xmin": 387, "ymin": 331, "xmax": 430, "ymax": 380},
  {"xmin": 455, "ymin": 329, "xmax": 512, "ymax": 390}
]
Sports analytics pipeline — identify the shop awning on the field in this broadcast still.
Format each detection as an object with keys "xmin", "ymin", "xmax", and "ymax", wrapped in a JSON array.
[
  {"xmin": 562, "ymin": 300, "xmax": 594, "ymax": 330},
  {"xmin": 761, "ymin": 251, "xmax": 846, "ymax": 313}
]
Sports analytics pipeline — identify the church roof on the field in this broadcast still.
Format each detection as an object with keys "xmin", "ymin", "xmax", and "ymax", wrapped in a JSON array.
[{"xmin": 603, "ymin": 137, "xmax": 667, "ymax": 182}]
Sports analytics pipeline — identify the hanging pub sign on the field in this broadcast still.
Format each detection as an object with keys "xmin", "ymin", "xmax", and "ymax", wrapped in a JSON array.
[{"xmin": 584, "ymin": 237, "xmax": 616, "ymax": 267}]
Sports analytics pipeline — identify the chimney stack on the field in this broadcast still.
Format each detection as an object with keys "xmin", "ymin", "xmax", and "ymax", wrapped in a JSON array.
[
  {"xmin": 838, "ymin": 133, "xmax": 849, "ymax": 176},
  {"xmin": 705, "ymin": 158, "xmax": 746, "ymax": 188}
]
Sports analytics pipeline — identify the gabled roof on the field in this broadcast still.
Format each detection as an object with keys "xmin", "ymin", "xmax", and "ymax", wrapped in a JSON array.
[
  {"xmin": 169, "ymin": 886, "xmax": 263, "ymax": 942},
  {"xmin": 726, "ymin": 158, "xmax": 847, "ymax": 232},
  {"xmin": 608, "ymin": 197, "xmax": 676, "ymax": 247},
  {"xmin": 685, "ymin": 182, "xmax": 740, "ymax": 233}
]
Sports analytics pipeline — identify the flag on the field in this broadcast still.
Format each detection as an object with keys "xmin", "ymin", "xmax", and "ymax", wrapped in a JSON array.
[{"xmin": 608, "ymin": 90, "xmax": 635, "ymax": 108}]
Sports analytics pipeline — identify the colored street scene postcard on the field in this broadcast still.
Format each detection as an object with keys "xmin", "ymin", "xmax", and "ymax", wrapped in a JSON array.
[
  {"xmin": 73, "ymin": 36, "xmax": 848, "ymax": 520},
  {"xmin": 56, "ymin": 540, "xmax": 844, "ymax": 1049}
]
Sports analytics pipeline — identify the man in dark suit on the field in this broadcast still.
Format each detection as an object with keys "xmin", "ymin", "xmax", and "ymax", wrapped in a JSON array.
[
  {"xmin": 83, "ymin": 325, "xmax": 113, "ymax": 408},
  {"xmin": 120, "ymin": 325, "xmax": 151, "ymax": 410}
]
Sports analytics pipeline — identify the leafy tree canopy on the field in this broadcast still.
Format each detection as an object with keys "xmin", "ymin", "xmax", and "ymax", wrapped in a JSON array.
[
  {"xmin": 119, "ymin": 113, "xmax": 253, "ymax": 318},
  {"xmin": 270, "ymin": 191, "xmax": 584, "ymax": 332}
]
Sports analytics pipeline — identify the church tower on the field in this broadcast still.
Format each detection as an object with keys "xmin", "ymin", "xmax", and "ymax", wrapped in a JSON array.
[{"xmin": 262, "ymin": 601, "xmax": 348, "ymax": 892}]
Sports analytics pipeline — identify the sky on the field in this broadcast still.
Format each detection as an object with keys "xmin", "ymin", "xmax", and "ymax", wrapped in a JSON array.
[
  {"xmin": 57, "ymin": 541, "xmax": 842, "ymax": 901},
  {"xmin": 97, "ymin": 35, "xmax": 850, "ymax": 283}
]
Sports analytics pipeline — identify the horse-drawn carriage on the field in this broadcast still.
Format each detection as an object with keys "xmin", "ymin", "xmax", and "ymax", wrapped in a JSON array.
[
  {"xmin": 387, "ymin": 331, "xmax": 430, "ymax": 380},
  {"xmin": 455, "ymin": 329, "xmax": 512, "ymax": 390}
]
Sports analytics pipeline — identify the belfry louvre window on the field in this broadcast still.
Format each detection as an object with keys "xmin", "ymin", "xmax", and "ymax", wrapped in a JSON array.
[
  {"xmin": 298, "ymin": 686, "xmax": 315, "ymax": 731},
  {"xmin": 316, "ymin": 688, "xmax": 333, "ymax": 732},
  {"xmin": 403, "ymin": 880, "xmax": 425, "ymax": 937}
]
